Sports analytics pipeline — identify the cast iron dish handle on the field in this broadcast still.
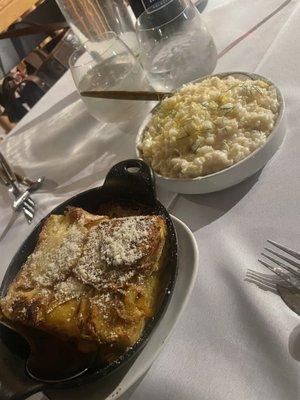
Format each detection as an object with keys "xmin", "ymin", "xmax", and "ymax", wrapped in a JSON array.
[
  {"xmin": 102, "ymin": 159, "xmax": 156, "ymax": 205},
  {"xmin": 0, "ymin": 379, "xmax": 43, "ymax": 400},
  {"xmin": 0, "ymin": 338, "xmax": 44, "ymax": 400}
]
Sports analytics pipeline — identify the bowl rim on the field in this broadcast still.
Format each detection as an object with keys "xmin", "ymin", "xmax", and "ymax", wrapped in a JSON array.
[{"xmin": 136, "ymin": 71, "xmax": 285, "ymax": 183}]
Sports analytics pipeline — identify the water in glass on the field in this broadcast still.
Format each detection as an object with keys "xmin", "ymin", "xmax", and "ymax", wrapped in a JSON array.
[
  {"xmin": 70, "ymin": 33, "xmax": 151, "ymax": 124},
  {"xmin": 136, "ymin": 0, "xmax": 217, "ymax": 91}
]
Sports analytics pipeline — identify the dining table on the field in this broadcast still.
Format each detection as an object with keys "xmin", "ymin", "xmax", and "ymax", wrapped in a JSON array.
[{"xmin": 0, "ymin": 0, "xmax": 300, "ymax": 399}]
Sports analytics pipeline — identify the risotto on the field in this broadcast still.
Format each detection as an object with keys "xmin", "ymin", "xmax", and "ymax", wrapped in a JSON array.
[{"xmin": 138, "ymin": 76, "xmax": 279, "ymax": 178}]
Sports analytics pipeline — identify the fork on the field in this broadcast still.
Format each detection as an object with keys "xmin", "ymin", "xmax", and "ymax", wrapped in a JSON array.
[
  {"xmin": 258, "ymin": 240, "xmax": 300, "ymax": 291},
  {"xmin": 0, "ymin": 169, "xmax": 35, "ymax": 223},
  {"xmin": 0, "ymin": 152, "xmax": 36, "ymax": 224}
]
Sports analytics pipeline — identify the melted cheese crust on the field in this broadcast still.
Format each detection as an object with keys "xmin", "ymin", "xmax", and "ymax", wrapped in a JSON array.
[{"xmin": 0, "ymin": 208, "xmax": 167, "ymax": 350}]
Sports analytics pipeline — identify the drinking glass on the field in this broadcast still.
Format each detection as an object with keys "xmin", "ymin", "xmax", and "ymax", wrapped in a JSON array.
[
  {"xmin": 69, "ymin": 32, "xmax": 151, "ymax": 124},
  {"xmin": 135, "ymin": 0, "xmax": 217, "ymax": 91},
  {"xmin": 56, "ymin": 0, "xmax": 139, "ymax": 54}
]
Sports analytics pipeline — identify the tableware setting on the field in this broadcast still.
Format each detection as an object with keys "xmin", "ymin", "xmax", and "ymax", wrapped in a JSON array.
[
  {"xmin": 0, "ymin": 152, "xmax": 45, "ymax": 224},
  {"xmin": 70, "ymin": 1, "xmax": 217, "ymax": 126},
  {"xmin": 0, "ymin": 168, "xmax": 35, "ymax": 219},
  {"xmin": 0, "ymin": 154, "xmax": 35, "ymax": 224},
  {"xmin": 249, "ymin": 240, "xmax": 300, "ymax": 316},
  {"xmin": 1, "ymin": 1, "xmax": 300, "ymax": 400}
]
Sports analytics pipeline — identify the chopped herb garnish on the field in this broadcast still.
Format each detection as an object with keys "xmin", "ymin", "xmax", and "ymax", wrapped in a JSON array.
[
  {"xmin": 224, "ymin": 83, "xmax": 240, "ymax": 92},
  {"xmin": 253, "ymin": 85, "xmax": 263, "ymax": 94},
  {"xmin": 193, "ymin": 143, "xmax": 203, "ymax": 153},
  {"xmin": 167, "ymin": 110, "xmax": 177, "ymax": 118}
]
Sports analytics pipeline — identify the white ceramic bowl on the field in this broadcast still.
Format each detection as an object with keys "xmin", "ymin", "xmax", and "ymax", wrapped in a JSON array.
[{"xmin": 136, "ymin": 72, "xmax": 286, "ymax": 194}]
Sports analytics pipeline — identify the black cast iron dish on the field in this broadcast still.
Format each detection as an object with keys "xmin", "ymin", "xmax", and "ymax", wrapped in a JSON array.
[{"xmin": 0, "ymin": 159, "xmax": 178, "ymax": 400}]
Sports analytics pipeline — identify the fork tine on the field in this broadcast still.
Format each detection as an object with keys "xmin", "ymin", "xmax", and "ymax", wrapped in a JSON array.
[
  {"xmin": 22, "ymin": 206, "xmax": 33, "ymax": 217},
  {"xmin": 264, "ymin": 247, "xmax": 300, "ymax": 270},
  {"xmin": 23, "ymin": 198, "xmax": 35, "ymax": 210},
  {"xmin": 22, "ymin": 206, "xmax": 33, "ymax": 224},
  {"xmin": 26, "ymin": 196, "xmax": 35, "ymax": 207},
  {"xmin": 23, "ymin": 201, "xmax": 35, "ymax": 215},
  {"xmin": 246, "ymin": 272, "xmax": 277, "ymax": 289},
  {"xmin": 24, "ymin": 199, "xmax": 35, "ymax": 211},
  {"xmin": 23, "ymin": 201, "xmax": 34, "ymax": 214},
  {"xmin": 261, "ymin": 253, "xmax": 300, "ymax": 278},
  {"xmin": 258, "ymin": 259, "xmax": 300, "ymax": 290},
  {"xmin": 246, "ymin": 269, "xmax": 281, "ymax": 283},
  {"xmin": 267, "ymin": 239, "xmax": 300, "ymax": 260},
  {"xmin": 258, "ymin": 259, "xmax": 287, "ymax": 278}
]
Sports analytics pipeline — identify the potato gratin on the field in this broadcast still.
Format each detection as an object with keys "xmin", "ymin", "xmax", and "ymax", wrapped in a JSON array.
[
  {"xmin": 138, "ymin": 76, "xmax": 279, "ymax": 178},
  {"xmin": 0, "ymin": 208, "xmax": 167, "ymax": 358}
]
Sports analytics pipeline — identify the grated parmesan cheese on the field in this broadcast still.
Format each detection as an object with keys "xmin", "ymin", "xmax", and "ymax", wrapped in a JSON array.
[
  {"xmin": 28, "ymin": 224, "xmax": 86, "ymax": 287},
  {"xmin": 74, "ymin": 216, "xmax": 157, "ymax": 289}
]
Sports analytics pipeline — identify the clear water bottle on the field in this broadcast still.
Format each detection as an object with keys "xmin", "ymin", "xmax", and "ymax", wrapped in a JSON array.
[
  {"xmin": 129, "ymin": 0, "xmax": 208, "ymax": 17},
  {"xmin": 128, "ymin": 0, "xmax": 145, "ymax": 17},
  {"xmin": 55, "ymin": 0, "xmax": 139, "ymax": 54}
]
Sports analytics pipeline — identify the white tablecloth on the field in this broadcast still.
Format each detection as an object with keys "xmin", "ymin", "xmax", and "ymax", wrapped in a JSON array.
[{"xmin": 1, "ymin": 1, "xmax": 300, "ymax": 399}]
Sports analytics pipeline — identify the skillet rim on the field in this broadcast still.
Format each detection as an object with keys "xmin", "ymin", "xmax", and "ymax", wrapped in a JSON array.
[{"xmin": 0, "ymin": 178, "xmax": 178, "ymax": 390}]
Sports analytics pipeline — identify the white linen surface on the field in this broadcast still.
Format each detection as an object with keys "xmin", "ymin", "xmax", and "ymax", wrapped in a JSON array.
[{"xmin": 0, "ymin": 1, "xmax": 299, "ymax": 399}]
